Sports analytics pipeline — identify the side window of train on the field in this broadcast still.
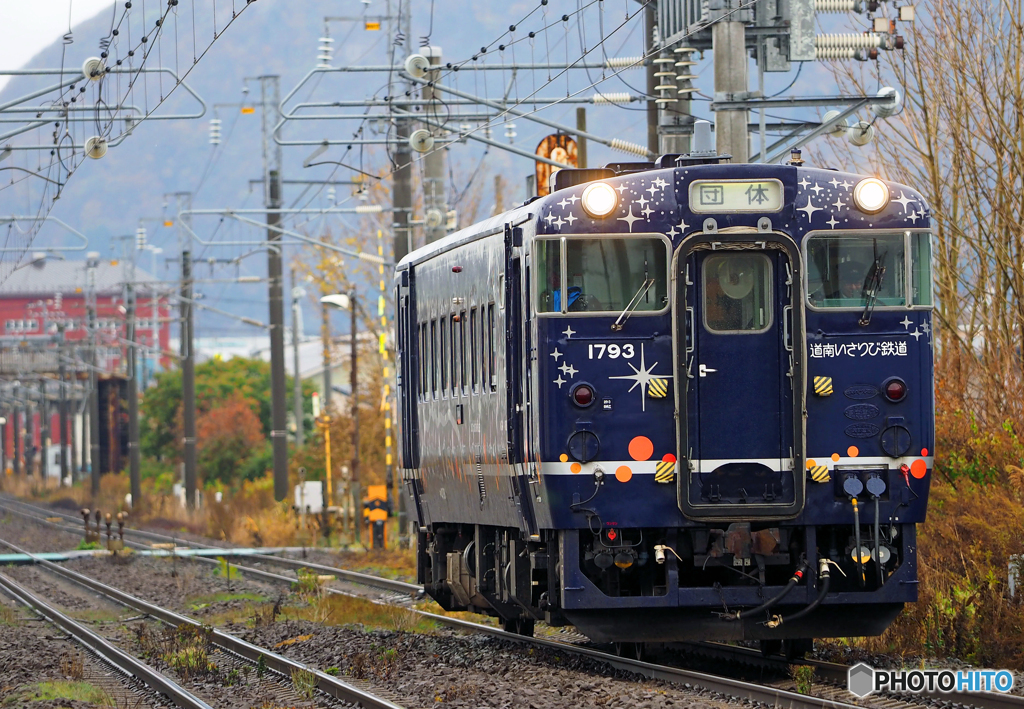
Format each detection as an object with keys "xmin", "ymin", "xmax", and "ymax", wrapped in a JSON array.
[
  {"xmin": 430, "ymin": 319, "xmax": 437, "ymax": 397},
  {"xmin": 487, "ymin": 303, "xmax": 497, "ymax": 392},
  {"xmin": 440, "ymin": 316, "xmax": 448, "ymax": 396},
  {"xmin": 449, "ymin": 315, "xmax": 458, "ymax": 397},
  {"xmin": 702, "ymin": 253, "xmax": 773, "ymax": 333},
  {"xmin": 460, "ymin": 311, "xmax": 468, "ymax": 396},
  {"xmin": 806, "ymin": 232, "xmax": 908, "ymax": 308},
  {"xmin": 470, "ymin": 307, "xmax": 479, "ymax": 394}
]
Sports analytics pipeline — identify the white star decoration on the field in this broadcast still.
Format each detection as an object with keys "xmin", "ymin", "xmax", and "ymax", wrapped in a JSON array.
[
  {"xmin": 810, "ymin": 182, "xmax": 824, "ymax": 195},
  {"xmin": 797, "ymin": 197, "xmax": 822, "ymax": 220},
  {"xmin": 636, "ymin": 195, "xmax": 649, "ymax": 208},
  {"xmin": 558, "ymin": 197, "xmax": 570, "ymax": 209},
  {"xmin": 893, "ymin": 191, "xmax": 915, "ymax": 214},
  {"xmin": 798, "ymin": 177, "xmax": 811, "ymax": 189},
  {"xmin": 553, "ymin": 375, "xmax": 566, "ymax": 388},
  {"xmin": 559, "ymin": 361, "xmax": 578, "ymax": 377},
  {"xmin": 550, "ymin": 348, "xmax": 563, "ymax": 361},
  {"xmin": 832, "ymin": 197, "xmax": 846, "ymax": 210},
  {"xmin": 900, "ymin": 316, "xmax": 913, "ymax": 329},
  {"xmin": 921, "ymin": 321, "xmax": 930, "ymax": 333},
  {"xmin": 653, "ymin": 177, "xmax": 668, "ymax": 189},
  {"xmin": 826, "ymin": 215, "xmax": 839, "ymax": 229},
  {"xmin": 565, "ymin": 213, "xmax": 577, "ymax": 225},
  {"xmin": 553, "ymin": 215, "xmax": 565, "ymax": 229},
  {"xmin": 646, "ymin": 184, "xmax": 659, "ymax": 197},
  {"xmin": 641, "ymin": 205, "xmax": 654, "ymax": 218},
  {"xmin": 562, "ymin": 326, "xmax": 576, "ymax": 338},
  {"xmin": 666, "ymin": 218, "xmax": 689, "ymax": 238},
  {"xmin": 829, "ymin": 178, "xmax": 841, "ymax": 188},
  {"xmin": 907, "ymin": 210, "xmax": 920, "ymax": 224},
  {"xmin": 617, "ymin": 205, "xmax": 643, "ymax": 232},
  {"xmin": 544, "ymin": 213, "xmax": 555, "ymax": 224},
  {"xmin": 615, "ymin": 183, "xmax": 628, "ymax": 194},
  {"xmin": 608, "ymin": 344, "xmax": 672, "ymax": 413},
  {"xmin": 910, "ymin": 328, "xmax": 923, "ymax": 340},
  {"xmin": 840, "ymin": 180, "xmax": 853, "ymax": 190},
  {"xmin": 567, "ymin": 194, "xmax": 580, "ymax": 205}
]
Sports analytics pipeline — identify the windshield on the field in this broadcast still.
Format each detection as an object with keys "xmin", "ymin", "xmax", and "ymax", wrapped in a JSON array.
[
  {"xmin": 536, "ymin": 236, "xmax": 669, "ymax": 314},
  {"xmin": 807, "ymin": 233, "xmax": 906, "ymax": 308}
]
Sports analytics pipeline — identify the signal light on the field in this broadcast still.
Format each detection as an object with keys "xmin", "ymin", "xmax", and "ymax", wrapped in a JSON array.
[
  {"xmin": 571, "ymin": 383, "xmax": 594, "ymax": 407},
  {"xmin": 883, "ymin": 377, "xmax": 907, "ymax": 402}
]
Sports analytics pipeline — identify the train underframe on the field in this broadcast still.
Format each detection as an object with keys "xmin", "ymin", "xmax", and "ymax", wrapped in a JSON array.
[{"xmin": 418, "ymin": 521, "xmax": 913, "ymax": 645}]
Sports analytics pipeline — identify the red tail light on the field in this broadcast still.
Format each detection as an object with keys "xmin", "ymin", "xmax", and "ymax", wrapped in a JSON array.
[
  {"xmin": 572, "ymin": 384, "xmax": 594, "ymax": 407},
  {"xmin": 883, "ymin": 377, "xmax": 907, "ymax": 402}
]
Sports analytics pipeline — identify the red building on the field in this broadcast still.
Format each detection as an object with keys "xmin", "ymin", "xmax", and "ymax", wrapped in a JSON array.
[{"xmin": 0, "ymin": 256, "xmax": 171, "ymax": 473}]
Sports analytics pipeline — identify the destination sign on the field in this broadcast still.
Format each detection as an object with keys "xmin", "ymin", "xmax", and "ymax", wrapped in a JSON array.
[{"xmin": 689, "ymin": 179, "xmax": 784, "ymax": 213}]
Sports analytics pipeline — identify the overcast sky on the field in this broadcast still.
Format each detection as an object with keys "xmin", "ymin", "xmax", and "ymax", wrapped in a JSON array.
[{"xmin": 0, "ymin": 1, "xmax": 113, "ymax": 91}]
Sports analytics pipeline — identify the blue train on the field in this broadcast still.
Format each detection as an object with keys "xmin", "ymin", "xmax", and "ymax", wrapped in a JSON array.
[{"xmin": 395, "ymin": 126, "xmax": 933, "ymax": 655}]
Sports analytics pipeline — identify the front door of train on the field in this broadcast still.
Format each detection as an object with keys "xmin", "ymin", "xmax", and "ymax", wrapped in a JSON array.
[{"xmin": 676, "ymin": 237, "xmax": 803, "ymax": 519}]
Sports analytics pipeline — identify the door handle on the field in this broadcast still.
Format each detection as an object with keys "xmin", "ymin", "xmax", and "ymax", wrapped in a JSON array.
[{"xmin": 698, "ymin": 364, "xmax": 718, "ymax": 377}]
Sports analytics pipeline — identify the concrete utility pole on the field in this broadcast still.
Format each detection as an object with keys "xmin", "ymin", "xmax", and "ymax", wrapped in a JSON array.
[
  {"xmin": 712, "ymin": 20, "xmax": 749, "ymax": 161},
  {"xmin": 58, "ymin": 328, "xmax": 69, "ymax": 484},
  {"xmin": 87, "ymin": 251, "xmax": 101, "ymax": 495},
  {"xmin": 38, "ymin": 379, "xmax": 48, "ymax": 476},
  {"xmin": 392, "ymin": 7, "xmax": 414, "ymax": 263},
  {"xmin": 12, "ymin": 389, "xmax": 21, "ymax": 476},
  {"xmin": 126, "ymin": 278, "xmax": 141, "ymax": 507},
  {"xmin": 291, "ymin": 268, "xmax": 304, "ymax": 449},
  {"xmin": 422, "ymin": 46, "xmax": 446, "ymax": 246},
  {"xmin": 180, "ymin": 249, "xmax": 198, "ymax": 510},
  {"xmin": 576, "ymin": 108, "xmax": 588, "ymax": 168},
  {"xmin": 645, "ymin": 3, "xmax": 659, "ymax": 155},
  {"xmin": 349, "ymin": 288, "xmax": 360, "ymax": 546},
  {"xmin": 261, "ymin": 75, "xmax": 290, "ymax": 502}
]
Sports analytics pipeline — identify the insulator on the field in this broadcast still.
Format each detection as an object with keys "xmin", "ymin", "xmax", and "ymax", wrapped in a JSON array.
[
  {"xmin": 591, "ymin": 92, "xmax": 632, "ymax": 104},
  {"xmin": 815, "ymin": 0, "xmax": 861, "ymax": 11},
  {"xmin": 504, "ymin": 123, "xmax": 517, "ymax": 140},
  {"xmin": 674, "ymin": 46, "xmax": 697, "ymax": 54},
  {"xmin": 135, "ymin": 227, "xmax": 147, "ymax": 250},
  {"xmin": 655, "ymin": 84, "xmax": 677, "ymax": 92},
  {"xmin": 815, "ymin": 46, "xmax": 873, "ymax": 60},
  {"xmin": 327, "ymin": 186, "xmax": 336, "ymax": 204},
  {"xmin": 675, "ymin": 74, "xmax": 699, "ymax": 81},
  {"xmin": 654, "ymin": 71, "xmax": 676, "ymax": 77},
  {"xmin": 816, "ymin": 32, "xmax": 884, "ymax": 48},
  {"xmin": 317, "ymin": 36, "xmax": 334, "ymax": 68},
  {"xmin": 355, "ymin": 204, "xmax": 383, "ymax": 214},
  {"xmin": 605, "ymin": 56, "xmax": 643, "ymax": 68},
  {"xmin": 610, "ymin": 138, "xmax": 649, "ymax": 157},
  {"xmin": 208, "ymin": 118, "xmax": 222, "ymax": 145}
]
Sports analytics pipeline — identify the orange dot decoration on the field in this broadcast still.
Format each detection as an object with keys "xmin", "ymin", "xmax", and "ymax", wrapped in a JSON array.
[
  {"xmin": 662, "ymin": 453, "xmax": 677, "ymax": 463},
  {"xmin": 570, "ymin": 462, "xmax": 582, "ymax": 474},
  {"xmin": 615, "ymin": 465, "xmax": 633, "ymax": 483},
  {"xmin": 628, "ymin": 436, "xmax": 654, "ymax": 461},
  {"xmin": 847, "ymin": 446, "xmax": 860, "ymax": 458},
  {"xmin": 806, "ymin": 459, "xmax": 817, "ymax": 469},
  {"xmin": 831, "ymin": 453, "xmax": 841, "ymax": 462},
  {"xmin": 910, "ymin": 459, "xmax": 927, "ymax": 479},
  {"xmin": 559, "ymin": 453, "xmax": 569, "ymax": 463},
  {"xmin": 921, "ymin": 448, "xmax": 929, "ymax": 457}
]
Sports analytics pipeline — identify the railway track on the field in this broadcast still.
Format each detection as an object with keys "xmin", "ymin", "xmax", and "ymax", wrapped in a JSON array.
[
  {"xmin": 4, "ymin": 495, "xmax": 1022, "ymax": 709},
  {"xmin": 0, "ymin": 532, "xmax": 405, "ymax": 709},
  {"xmin": 0, "ymin": 568, "xmax": 214, "ymax": 709}
]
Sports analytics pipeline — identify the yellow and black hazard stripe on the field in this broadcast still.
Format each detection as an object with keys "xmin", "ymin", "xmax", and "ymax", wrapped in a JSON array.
[
  {"xmin": 809, "ymin": 465, "xmax": 831, "ymax": 483},
  {"xmin": 812, "ymin": 376, "xmax": 833, "ymax": 397},
  {"xmin": 648, "ymin": 378, "xmax": 669, "ymax": 399},
  {"xmin": 655, "ymin": 460, "xmax": 676, "ymax": 483}
]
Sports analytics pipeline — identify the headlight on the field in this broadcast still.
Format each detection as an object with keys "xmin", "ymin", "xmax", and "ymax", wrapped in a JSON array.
[
  {"xmin": 581, "ymin": 182, "xmax": 618, "ymax": 218},
  {"xmin": 853, "ymin": 178, "xmax": 889, "ymax": 214}
]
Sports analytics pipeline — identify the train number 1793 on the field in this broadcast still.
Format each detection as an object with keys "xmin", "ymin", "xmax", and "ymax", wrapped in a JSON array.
[{"xmin": 588, "ymin": 343, "xmax": 635, "ymax": 359}]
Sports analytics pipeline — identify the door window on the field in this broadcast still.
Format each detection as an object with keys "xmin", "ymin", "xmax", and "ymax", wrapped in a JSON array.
[{"xmin": 702, "ymin": 253, "xmax": 773, "ymax": 333}]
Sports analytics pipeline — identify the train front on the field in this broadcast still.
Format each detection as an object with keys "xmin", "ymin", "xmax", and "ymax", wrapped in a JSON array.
[{"xmin": 533, "ymin": 161, "xmax": 933, "ymax": 643}]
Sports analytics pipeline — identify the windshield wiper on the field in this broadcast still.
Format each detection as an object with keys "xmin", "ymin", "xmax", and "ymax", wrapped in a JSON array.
[
  {"xmin": 611, "ymin": 279, "xmax": 655, "ymax": 331},
  {"xmin": 858, "ymin": 254, "xmax": 887, "ymax": 326}
]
